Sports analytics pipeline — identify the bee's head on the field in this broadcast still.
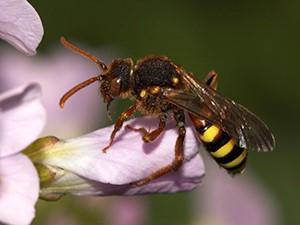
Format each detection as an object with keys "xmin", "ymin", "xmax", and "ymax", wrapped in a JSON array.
[
  {"xmin": 59, "ymin": 37, "xmax": 134, "ymax": 116},
  {"xmin": 99, "ymin": 58, "xmax": 133, "ymax": 105}
]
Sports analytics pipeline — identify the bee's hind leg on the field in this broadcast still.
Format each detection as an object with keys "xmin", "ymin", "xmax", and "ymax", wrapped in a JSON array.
[
  {"xmin": 130, "ymin": 109, "xmax": 185, "ymax": 186},
  {"xmin": 204, "ymin": 70, "xmax": 218, "ymax": 90}
]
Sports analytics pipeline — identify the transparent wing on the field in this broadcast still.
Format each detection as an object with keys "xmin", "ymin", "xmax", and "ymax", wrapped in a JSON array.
[{"xmin": 163, "ymin": 73, "xmax": 275, "ymax": 152}]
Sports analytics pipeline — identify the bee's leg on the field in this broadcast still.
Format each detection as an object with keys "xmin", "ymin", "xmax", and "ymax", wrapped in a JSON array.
[
  {"xmin": 131, "ymin": 109, "xmax": 185, "ymax": 186},
  {"xmin": 203, "ymin": 70, "xmax": 218, "ymax": 90},
  {"xmin": 102, "ymin": 104, "xmax": 137, "ymax": 153},
  {"xmin": 125, "ymin": 114, "xmax": 167, "ymax": 143}
]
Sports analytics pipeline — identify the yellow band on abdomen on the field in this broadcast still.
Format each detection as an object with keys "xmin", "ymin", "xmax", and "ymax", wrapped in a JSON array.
[
  {"xmin": 199, "ymin": 125, "xmax": 220, "ymax": 143},
  {"xmin": 211, "ymin": 139, "xmax": 235, "ymax": 158}
]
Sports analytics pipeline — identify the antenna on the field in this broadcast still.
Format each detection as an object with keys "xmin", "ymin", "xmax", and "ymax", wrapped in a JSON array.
[{"xmin": 59, "ymin": 37, "xmax": 107, "ymax": 108}]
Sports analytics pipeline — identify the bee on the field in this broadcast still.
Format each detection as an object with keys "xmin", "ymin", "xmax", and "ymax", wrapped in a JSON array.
[{"xmin": 59, "ymin": 37, "xmax": 275, "ymax": 186}]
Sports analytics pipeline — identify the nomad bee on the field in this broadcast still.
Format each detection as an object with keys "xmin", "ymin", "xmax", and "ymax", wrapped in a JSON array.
[{"xmin": 59, "ymin": 37, "xmax": 275, "ymax": 186}]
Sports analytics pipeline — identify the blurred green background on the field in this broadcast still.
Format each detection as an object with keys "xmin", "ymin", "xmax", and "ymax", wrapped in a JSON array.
[{"xmin": 11, "ymin": 0, "xmax": 300, "ymax": 224}]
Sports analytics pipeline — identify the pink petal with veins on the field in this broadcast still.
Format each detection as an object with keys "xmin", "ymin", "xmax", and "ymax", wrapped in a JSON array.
[
  {"xmin": 0, "ymin": 0, "xmax": 43, "ymax": 55},
  {"xmin": 0, "ymin": 154, "xmax": 39, "ymax": 225}
]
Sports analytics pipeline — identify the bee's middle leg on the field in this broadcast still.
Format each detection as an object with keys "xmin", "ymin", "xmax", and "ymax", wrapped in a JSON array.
[
  {"xmin": 125, "ymin": 114, "xmax": 167, "ymax": 143},
  {"xmin": 130, "ymin": 109, "xmax": 186, "ymax": 186}
]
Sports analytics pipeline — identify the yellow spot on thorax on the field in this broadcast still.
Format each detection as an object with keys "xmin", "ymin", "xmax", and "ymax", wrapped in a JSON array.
[
  {"xmin": 222, "ymin": 149, "xmax": 248, "ymax": 168},
  {"xmin": 140, "ymin": 89, "xmax": 147, "ymax": 98},
  {"xmin": 150, "ymin": 86, "xmax": 161, "ymax": 94},
  {"xmin": 211, "ymin": 139, "xmax": 235, "ymax": 158},
  {"xmin": 172, "ymin": 77, "xmax": 179, "ymax": 85},
  {"xmin": 199, "ymin": 125, "xmax": 220, "ymax": 143}
]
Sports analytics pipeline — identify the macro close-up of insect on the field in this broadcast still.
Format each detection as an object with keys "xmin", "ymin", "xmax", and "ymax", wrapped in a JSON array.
[
  {"xmin": 59, "ymin": 37, "xmax": 275, "ymax": 186},
  {"xmin": 3, "ymin": 0, "xmax": 300, "ymax": 223}
]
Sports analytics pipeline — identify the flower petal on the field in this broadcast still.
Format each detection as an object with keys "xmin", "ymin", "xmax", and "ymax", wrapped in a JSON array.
[
  {"xmin": 39, "ymin": 154, "xmax": 204, "ymax": 198},
  {"xmin": 0, "ymin": 0, "xmax": 43, "ymax": 55},
  {"xmin": 0, "ymin": 153, "xmax": 39, "ymax": 225},
  {"xmin": 31, "ymin": 117, "xmax": 201, "ymax": 185},
  {"xmin": 0, "ymin": 83, "xmax": 46, "ymax": 157},
  {"xmin": 106, "ymin": 154, "xmax": 204, "ymax": 195},
  {"xmin": 28, "ymin": 117, "xmax": 204, "ymax": 195}
]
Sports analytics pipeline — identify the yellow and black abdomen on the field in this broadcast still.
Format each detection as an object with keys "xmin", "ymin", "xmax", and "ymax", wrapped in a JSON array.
[{"xmin": 191, "ymin": 117, "xmax": 248, "ymax": 174}]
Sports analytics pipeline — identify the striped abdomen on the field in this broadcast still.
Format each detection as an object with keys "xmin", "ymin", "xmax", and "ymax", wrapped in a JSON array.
[{"xmin": 190, "ymin": 116, "xmax": 248, "ymax": 174}]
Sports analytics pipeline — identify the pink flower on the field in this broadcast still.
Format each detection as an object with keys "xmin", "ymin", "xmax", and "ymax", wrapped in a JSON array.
[
  {"xmin": 0, "ymin": 0, "xmax": 43, "ymax": 55},
  {"xmin": 0, "ymin": 84, "xmax": 46, "ymax": 225},
  {"xmin": 25, "ymin": 117, "xmax": 204, "ymax": 198}
]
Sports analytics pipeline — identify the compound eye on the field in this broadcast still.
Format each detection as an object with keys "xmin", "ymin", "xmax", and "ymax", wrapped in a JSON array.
[{"xmin": 110, "ymin": 77, "xmax": 121, "ymax": 97}]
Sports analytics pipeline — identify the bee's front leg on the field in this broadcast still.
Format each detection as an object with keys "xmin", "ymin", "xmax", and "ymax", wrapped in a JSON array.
[{"xmin": 102, "ymin": 103, "xmax": 137, "ymax": 153}]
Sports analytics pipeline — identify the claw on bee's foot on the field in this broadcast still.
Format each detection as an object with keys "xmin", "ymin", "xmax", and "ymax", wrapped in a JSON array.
[
  {"xmin": 101, "ymin": 142, "xmax": 112, "ymax": 153},
  {"xmin": 101, "ymin": 147, "xmax": 108, "ymax": 153}
]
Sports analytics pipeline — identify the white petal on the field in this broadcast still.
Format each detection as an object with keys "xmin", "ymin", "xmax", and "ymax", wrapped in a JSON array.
[
  {"xmin": 0, "ymin": 154, "xmax": 39, "ymax": 225},
  {"xmin": 33, "ymin": 117, "xmax": 203, "ymax": 186},
  {"xmin": 0, "ymin": 83, "xmax": 46, "ymax": 157},
  {"xmin": 0, "ymin": 0, "xmax": 43, "ymax": 55}
]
